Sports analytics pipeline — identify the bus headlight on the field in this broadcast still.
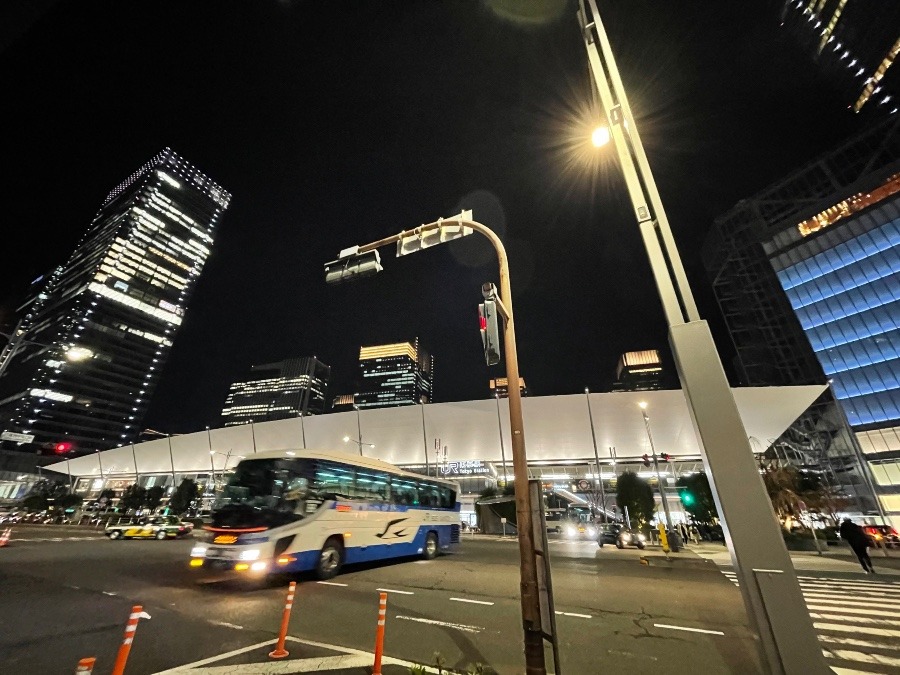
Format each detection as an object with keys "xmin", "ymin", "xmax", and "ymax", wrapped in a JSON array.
[
  {"xmin": 250, "ymin": 561, "xmax": 267, "ymax": 572},
  {"xmin": 565, "ymin": 526, "xmax": 577, "ymax": 537},
  {"xmin": 240, "ymin": 548, "xmax": 261, "ymax": 561},
  {"xmin": 586, "ymin": 527, "xmax": 597, "ymax": 538},
  {"xmin": 190, "ymin": 546, "xmax": 207, "ymax": 558}
]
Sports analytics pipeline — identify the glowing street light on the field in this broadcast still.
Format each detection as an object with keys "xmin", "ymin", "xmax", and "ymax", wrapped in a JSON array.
[{"xmin": 591, "ymin": 125, "xmax": 610, "ymax": 147}]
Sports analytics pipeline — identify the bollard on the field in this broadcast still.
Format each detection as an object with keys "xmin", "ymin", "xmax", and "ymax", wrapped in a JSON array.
[
  {"xmin": 269, "ymin": 581, "xmax": 297, "ymax": 659},
  {"xmin": 0, "ymin": 527, "xmax": 11, "ymax": 546},
  {"xmin": 111, "ymin": 605, "xmax": 151, "ymax": 675},
  {"xmin": 373, "ymin": 592, "xmax": 388, "ymax": 675},
  {"xmin": 75, "ymin": 657, "xmax": 96, "ymax": 674}
]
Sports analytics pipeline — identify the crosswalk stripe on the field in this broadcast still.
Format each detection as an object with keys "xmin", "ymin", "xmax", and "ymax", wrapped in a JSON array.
[
  {"xmin": 819, "ymin": 634, "xmax": 900, "ymax": 653},
  {"xmin": 811, "ymin": 612, "xmax": 900, "ymax": 628},
  {"xmin": 803, "ymin": 596, "xmax": 900, "ymax": 613},
  {"xmin": 807, "ymin": 604, "xmax": 900, "ymax": 619},
  {"xmin": 814, "ymin": 620, "xmax": 900, "ymax": 638},
  {"xmin": 822, "ymin": 648, "xmax": 900, "ymax": 669}
]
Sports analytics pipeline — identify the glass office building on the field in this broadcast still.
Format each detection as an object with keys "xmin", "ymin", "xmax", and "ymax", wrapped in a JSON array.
[
  {"xmin": 704, "ymin": 116, "xmax": 900, "ymax": 522},
  {"xmin": 220, "ymin": 357, "xmax": 331, "ymax": 426},
  {"xmin": 0, "ymin": 148, "xmax": 230, "ymax": 455},
  {"xmin": 355, "ymin": 339, "xmax": 433, "ymax": 409}
]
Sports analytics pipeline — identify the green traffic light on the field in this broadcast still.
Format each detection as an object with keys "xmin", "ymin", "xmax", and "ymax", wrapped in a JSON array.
[{"xmin": 681, "ymin": 491, "xmax": 695, "ymax": 506}]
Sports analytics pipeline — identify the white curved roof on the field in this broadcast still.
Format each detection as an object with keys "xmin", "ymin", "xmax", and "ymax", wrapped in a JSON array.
[{"xmin": 47, "ymin": 386, "xmax": 826, "ymax": 477}]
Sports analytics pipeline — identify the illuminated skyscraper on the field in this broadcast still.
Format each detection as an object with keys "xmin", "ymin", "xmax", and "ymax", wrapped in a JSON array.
[
  {"xmin": 611, "ymin": 350, "xmax": 664, "ymax": 392},
  {"xmin": 220, "ymin": 357, "xmax": 331, "ymax": 426},
  {"xmin": 489, "ymin": 377, "xmax": 529, "ymax": 399},
  {"xmin": 355, "ymin": 339, "xmax": 433, "ymax": 409},
  {"xmin": 780, "ymin": 1, "xmax": 900, "ymax": 114},
  {"xmin": 0, "ymin": 148, "xmax": 230, "ymax": 455}
]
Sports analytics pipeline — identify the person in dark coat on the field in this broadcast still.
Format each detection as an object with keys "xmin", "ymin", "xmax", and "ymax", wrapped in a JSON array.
[{"xmin": 840, "ymin": 518, "xmax": 875, "ymax": 573}]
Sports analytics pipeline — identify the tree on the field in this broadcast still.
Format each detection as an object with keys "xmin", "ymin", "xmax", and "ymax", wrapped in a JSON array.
[
  {"xmin": 616, "ymin": 471, "xmax": 655, "ymax": 527},
  {"xmin": 97, "ymin": 488, "xmax": 117, "ymax": 506},
  {"xmin": 145, "ymin": 485, "xmax": 166, "ymax": 511},
  {"xmin": 169, "ymin": 478, "xmax": 199, "ymax": 515},
  {"xmin": 119, "ymin": 484, "xmax": 148, "ymax": 513},
  {"xmin": 56, "ymin": 493, "xmax": 84, "ymax": 510},
  {"xmin": 675, "ymin": 472, "xmax": 718, "ymax": 524},
  {"xmin": 21, "ymin": 479, "xmax": 68, "ymax": 511}
]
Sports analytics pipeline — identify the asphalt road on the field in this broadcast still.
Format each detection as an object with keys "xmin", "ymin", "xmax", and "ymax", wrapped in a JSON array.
[{"xmin": 0, "ymin": 524, "xmax": 765, "ymax": 674}]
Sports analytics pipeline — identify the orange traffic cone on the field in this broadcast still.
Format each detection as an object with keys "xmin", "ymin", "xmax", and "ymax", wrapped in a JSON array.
[{"xmin": 0, "ymin": 527, "xmax": 11, "ymax": 547}]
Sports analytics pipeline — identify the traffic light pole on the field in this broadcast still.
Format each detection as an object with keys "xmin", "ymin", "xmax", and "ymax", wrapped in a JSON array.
[
  {"xmin": 578, "ymin": 1, "xmax": 829, "ymax": 672},
  {"xmin": 641, "ymin": 409, "xmax": 675, "ymax": 543},
  {"xmin": 327, "ymin": 213, "xmax": 549, "ymax": 675}
]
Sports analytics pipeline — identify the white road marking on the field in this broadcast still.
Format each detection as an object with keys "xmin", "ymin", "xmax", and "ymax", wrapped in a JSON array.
[
  {"xmin": 102, "ymin": 591, "xmax": 117, "ymax": 596},
  {"xmin": 376, "ymin": 588, "xmax": 414, "ymax": 595},
  {"xmin": 395, "ymin": 615, "xmax": 483, "ymax": 633},
  {"xmin": 810, "ymin": 612, "xmax": 900, "ymax": 627},
  {"xmin": 208, "ymin": 620, "xmax": 243, "ymax": 630},
  {"xmin": 819, "ymin": 634, "xmax": 900, "ymax": 652},
  {"xmin": 653, "ymin": 623, "xmax": 725, "ymax": 636},
  {"xmin": 829, "ymin": 668, "xmax": 890, "ymax": 675},
  {"xmin": 555, "ymin": 611, "xmax": 592, "ymax": 619},
  {"xmin": 822, "ymin": 648, "xmax": 900, "ymax": 668},
  {"xmin": 814, "ymin": 622, "xmax": 900, "ymax": 639},
  {"xmin": 450, "ymin": 597, "xmax": 494, "ymax": 605},
  {"xmin": 806, "ymin": 603, "xmax": 900, "ymax": 619},
  {"xmin": 316, "ymin": 581, "xmax": 348, "ymax": 587},
  {"xmin": 152, "ymin": 640, "xmax": 278, "ymax": 673}
]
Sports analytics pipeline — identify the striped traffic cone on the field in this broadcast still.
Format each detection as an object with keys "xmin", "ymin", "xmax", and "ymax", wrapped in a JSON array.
[{"xmin": 0, "ymin": 527, "xmax": 11, "ymax": 547}]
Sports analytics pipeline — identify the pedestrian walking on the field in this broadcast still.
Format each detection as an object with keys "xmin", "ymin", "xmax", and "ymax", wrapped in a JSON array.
[
  {"xmin": 690, "ymin": 525, "xmax": 700, "ymax": 545},
  {"xmin": 840, "ymin": 518, "xmax": 875, "ymax": 573}
]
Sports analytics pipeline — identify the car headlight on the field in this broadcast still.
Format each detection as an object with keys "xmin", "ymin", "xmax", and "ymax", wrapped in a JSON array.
[
  {"xmin": 565, "ymin": 527, "xmax": 577, "ymax": 537},
  {"xmin": 586, "ymin": 528, "xmax": 597, "ymax": 538},
  {"xmin": 190, "ymin": 546, "xmax": 207, "ymax": 558},
  {"xmin": 239, "ymin": 548, "xmax": 261, "ymax": 561},
  {"xmin": 637, "ymin": 534, "xmax": 646, "ymax": 541},
  {"xmin": 621, "ymin": 533, "xmax": 631, "ymax": 541}
]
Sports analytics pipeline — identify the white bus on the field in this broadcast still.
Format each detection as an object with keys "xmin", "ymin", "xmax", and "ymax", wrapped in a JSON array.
[{"xmin": 189, "ymin": 449, "xmax": 461, "ymax": 580}]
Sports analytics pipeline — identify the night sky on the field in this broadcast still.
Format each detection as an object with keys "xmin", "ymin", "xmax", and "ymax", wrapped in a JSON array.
[{"xmin": 0, "ymin": 1, "xmax": 867, "ymax": 434}]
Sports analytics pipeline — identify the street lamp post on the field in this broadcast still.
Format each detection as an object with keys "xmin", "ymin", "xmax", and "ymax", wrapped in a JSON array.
[
  {"xmin": 585, "ymin": 388, "xmax": 606, "ymax": 522},
  {"xmin": 495, "ymin": 392, "xmax": 508, "ymax": 488},
  {"xmin": 325, "ymin": 211, "xmax": 550, "ymax": 674},
  {"xmin": 639, "ymin": 402, "xmax": 675, "ymax": 543},
  {"xmin": 343, "ymin": 436, "xmax": 374, "ymax": 455},
  {"xmin": 577, "ymin": 1, "xmax": 829, "ymax": 672}
]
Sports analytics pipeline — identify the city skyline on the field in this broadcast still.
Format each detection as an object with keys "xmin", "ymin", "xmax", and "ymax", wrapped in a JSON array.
[{"xmin": 0, "ymin": 1, "xmax": 885, "ymax": 434}]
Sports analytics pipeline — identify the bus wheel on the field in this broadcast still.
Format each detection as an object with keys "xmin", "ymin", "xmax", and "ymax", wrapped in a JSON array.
[
  {"xmin": 316, "ymin": 538, "xmax": 343, "ymax": 580},
  {"xmin": 422, "ymin": 532, "xmax": 439, "ymax": 560}
]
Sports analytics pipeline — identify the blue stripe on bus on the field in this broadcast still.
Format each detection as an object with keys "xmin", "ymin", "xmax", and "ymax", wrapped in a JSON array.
[{"xmin": 282, "ymin": 524, "xmax": 458, "ymax": 573}]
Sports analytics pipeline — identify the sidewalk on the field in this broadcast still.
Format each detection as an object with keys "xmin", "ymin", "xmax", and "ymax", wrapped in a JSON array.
[{"xmin": 686, "ymin": 541, "xmax": 900, "ymax": 575}]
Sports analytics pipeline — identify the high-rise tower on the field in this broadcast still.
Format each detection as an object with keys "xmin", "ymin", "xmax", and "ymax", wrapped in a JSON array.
[
  {"xmin": 220, "ymin": 357, "xmax": 331, "ymax": 426},
  {"xmin": 0, "ymin": 148, "xmax": 230, "ymax": 455},
  {"xmin": 355, "ymin": 339, "xmax": 433, "ymax": 409}
]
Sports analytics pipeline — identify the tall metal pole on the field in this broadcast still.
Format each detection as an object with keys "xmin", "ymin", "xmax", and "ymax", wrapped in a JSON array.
[
  {"xmin": 131, "ymin": 444, "xmax": 140, "ymax": 487},
  {"xmin": 578, "ymin": 2, "xmax": 828, "ymax": 671},
  {"xmin": 585, "ymin": 388, "xmax": 606, "ymax": 522},
  {"xmin": 300, "ymin": 413, "xmax": 307, "ymax": 449},
  {"xmin": 66, "ymin": 456, "xmax": 73, "ymax": 491},
  {"xmin": 96, "ymin": 450, "xmax": 104, "ymax": 485},
  {"xmin": 167, "ymin": 435, "xmax": 176, "ymax": 488},
  {"xmin": 355, "ymin": 407, "xmax": 363, "ymax": 456},
  {"xmin": 420, "ymin": 402, "xmax": 430, "ymax": 476},
  {"xmin": 495, "ymin": 393, "xmax": 508, "ymax": 487},
  {"xmin": 250, "ymin": 422, "xmax": 258, "ymax": 454},
  {"xmin": 641, "ymin": 407, "xmax": 674, "ymax": 535}
]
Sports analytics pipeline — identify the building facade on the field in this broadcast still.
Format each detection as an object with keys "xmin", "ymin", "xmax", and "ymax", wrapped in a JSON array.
[
  {"xmin": 703, "ymin": 115, "xmax": 900, "ymax": 521},
  {"xmin": 355, "ymin": 339, "xmax": 433, "ymax": 409},
  {"xmin": 489, "ymin": 377, "xmax": 529, "ymax": 398},
  {"xmin": 0, "ymin": 148, "xmax": 230, "ymax": 456},
  {"xmin": 220, "ymin": 357, "xmax": 331, "ymax": 426},
  {"xmin": 611, "ymin": 350, "xmax": 664, "ymax": 392}
]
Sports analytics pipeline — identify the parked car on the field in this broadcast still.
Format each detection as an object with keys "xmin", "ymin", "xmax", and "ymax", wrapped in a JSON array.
[
  {"xmin": 863, "ymin": 524, "xmax": 900, "ymax": 548},
  {"xmin": 597, "ymin": 523, "xmax": 647, "ymax": 549},
  {"xmin": 105, "ymin": 515, "xmax": 193, "ymax": 540}
]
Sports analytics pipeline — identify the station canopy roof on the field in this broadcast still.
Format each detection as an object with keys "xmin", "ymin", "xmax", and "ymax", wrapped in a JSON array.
[{"xmin": 47, "ymin": 386, "xmax": 827, "ymax": 478}]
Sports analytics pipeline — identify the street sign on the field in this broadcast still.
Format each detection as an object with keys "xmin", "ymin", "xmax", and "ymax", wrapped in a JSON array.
[
  {"xmin": 577, "ymin": 479, "xmax": 591, "ymax": 491},
  {"xmin": 1, "ymin": 430, "xmax": 35, "ymax": 443},
  {"xmin": 500, "ymin": 517, "xmax": 507, "ymax": 524}
]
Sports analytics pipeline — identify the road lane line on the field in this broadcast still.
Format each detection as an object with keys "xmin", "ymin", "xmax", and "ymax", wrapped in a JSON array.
[
  {"xmin": 376, "ymin": 588, "xmax": 414, "ymax": 595},
  {"xmin": 654, "ymin": 623, "xmax": 725, "ymax": 636},
  {"xmin": 151, "ymin": 640, "xmax": 278, "ymax": 673},
  {"xmin": 102, "ymin": 591, "xmax": 117, "ymax": 596},
  {"xmin": 819, "ymin": 634, "xmax": 900, "ymax": 652},
  {"xmin": 316, "ymin": 581, "xmax": 348, "ymax": 587},
  {"xmin": 395, "ymin": 615, "xmax": 483, "ymax": 633},
  {"xmin": 208, "ymin": 620, "xmax": 244, "ymax": 630},
  {"xmin": 555, "ymin": 611, "xmax": 591, "ymax": 619},
  {"xmin": 450, "ymin": 597, "xmax": 494, "ymax": 605}
]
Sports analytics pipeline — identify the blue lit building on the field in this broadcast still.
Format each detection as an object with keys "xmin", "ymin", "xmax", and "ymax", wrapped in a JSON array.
[
  {"xmin": 355, "ymin": 339, "xmax": 433, "ymax": 409},
  {"xmin": 704, "ymin": 116, "xmax": 900, "ymax": 524}
]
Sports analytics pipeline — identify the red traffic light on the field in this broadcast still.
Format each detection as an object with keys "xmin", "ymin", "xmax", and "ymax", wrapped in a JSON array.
[
  {"xmin": 642, "ymin": 454, "xmax": 651, "ymax": 467},
  {"xmin": 54, "ymin": 442, "xmax": 73, "ymax": 454},
  {"xmin": 660, "ymin": 453, "xmax": 670, "ymax": 462}
]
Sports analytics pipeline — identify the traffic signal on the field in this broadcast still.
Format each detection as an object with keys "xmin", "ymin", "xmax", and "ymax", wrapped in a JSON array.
[
  {"xmin": 642, "ymin": 454, "xmax": 651, "ymax": 468},
  {"xmin": 660, "ymin": 453, "xmax": 670, "ymax": 462},
  {"xmin": 679, "ymin": 488, "xmax": 696, "ymax": 506},
  {"xmin": 324, "ymin": 249, "xmax": 383, "ymax": 285},
  {"xmin": 54, "ymin": 442, "xmax": 73, "ymax": 454},
  {"xmin": 478, "ymin": 300, "xmax": 501, "ymax": 366}
]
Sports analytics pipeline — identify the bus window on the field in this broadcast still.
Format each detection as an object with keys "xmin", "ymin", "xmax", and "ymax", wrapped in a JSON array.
[
  {"xmin": 314, "ymin": 461, "xmax": 356, "ymax": 500},
  {"xmin": 438, "ymin": 486, "xmax": 455, "ymax": 509},
  {"xmin": 356, "ymin": 470, "xmax": 390, "ymax": 502},
  {"xmin": 391, "ymin": 478, "xmax": 418, "ymax": 506},
  {"xmin": 417, "ymin": 481, "xmax": 440, "ymax": 508}
]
